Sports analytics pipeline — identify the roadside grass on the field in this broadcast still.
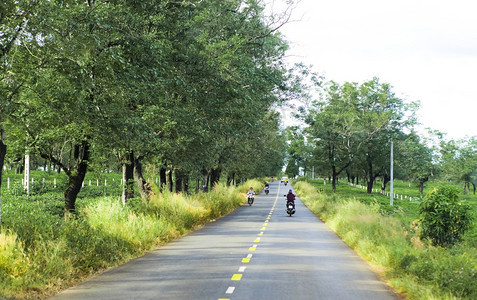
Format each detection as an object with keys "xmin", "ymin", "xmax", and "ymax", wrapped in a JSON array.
[
  {"xmin": 294, "ymin": 179, "xmax": 477, "ymax": 300},
  {"xmin": 0, "ymin": 178, "xmax": 262, "ymax": 299}
]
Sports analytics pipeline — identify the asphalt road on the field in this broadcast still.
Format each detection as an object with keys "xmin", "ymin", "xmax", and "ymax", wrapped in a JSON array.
[{"xmin": 50, "ymin": 180, "xmax": 398, "ymax": 300}]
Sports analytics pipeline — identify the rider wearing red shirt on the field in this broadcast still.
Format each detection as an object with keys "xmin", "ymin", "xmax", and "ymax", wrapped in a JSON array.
[{"xmin": 286, "ymin": 189, "xmax": 296, "ymax": 208}]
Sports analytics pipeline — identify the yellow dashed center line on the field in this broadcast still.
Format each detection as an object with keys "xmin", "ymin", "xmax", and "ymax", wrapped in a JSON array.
[
  {"xmin": 231, "ymin": 274, "xmax": 242, "ymax": 281},
  {"xmin": 219, "ymin": 183, "xmax": 281, "ymax": 300}
]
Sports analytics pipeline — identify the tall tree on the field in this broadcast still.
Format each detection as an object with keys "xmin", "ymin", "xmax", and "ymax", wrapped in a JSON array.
[
  {"xmin": 9, "ymin": 0, "xmax": 171, "ymax": 211},
  {"xmin": 396, "ymin": 132, "xmax": 434, "ymax": 194}
]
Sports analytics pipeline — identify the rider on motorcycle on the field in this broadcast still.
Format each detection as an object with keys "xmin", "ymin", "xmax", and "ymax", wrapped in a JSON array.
[
  {"xmin": 286, "ymin": 189, "xmax": 296, "ymax": 209},
  {"xmin": 247, "ymin": 187, "xmax": 255, "ymax": 198}
]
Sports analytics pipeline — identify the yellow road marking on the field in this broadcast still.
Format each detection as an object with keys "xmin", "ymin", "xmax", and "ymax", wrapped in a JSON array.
[
  {"xmin": 261, "ymin": 227, "xmax": 266, "ymax": 231},
  {"xmin": 254, "ymin": 238, "xmax": 260, "ymax": 243},
  {"xmin": 231, "ymin": 274, "xmax": 242, "ymax": 281},
  {"xmin": 242, "ymin": 258, "xmax": 250, "ymax": 263},
  {"xmin": 258, "ymin": 232, "xmax": 263, "ymax": 236},
  {"xmin": 249, "ymin": 246, "xmax": 256, "ymax": 251}
]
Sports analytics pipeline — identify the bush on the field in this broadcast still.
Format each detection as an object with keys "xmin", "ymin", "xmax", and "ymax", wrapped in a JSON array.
[
  {"xmin": 0, "ymin": 230, "xmax": 29, "ymax": 288},
  {"xmin": 419, "ymin": 185, "xmax": 473, "ymax": 247}
]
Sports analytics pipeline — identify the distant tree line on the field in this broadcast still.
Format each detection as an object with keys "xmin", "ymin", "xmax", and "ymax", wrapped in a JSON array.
[{"xmin": 284, "ymin": 78, "xmax": 477, "ymax": 195}]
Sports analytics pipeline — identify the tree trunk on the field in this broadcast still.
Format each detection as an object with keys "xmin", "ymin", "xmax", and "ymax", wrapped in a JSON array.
[
  {"xmin": 201, "ymin": 169, "xmax": 209, "ymax": 192},
  {"xmin": 134, "ymin": 156, "xmax": 152, "ymax": 201},
  {"xmin": 195, "ymin": 178, "xmax": 200, "ymax": 193},
  {"xmin": 210, "ymin": 168, "xmax": 221, "ymax": 189},
  {"xmin": 0, "ymin": 129, "xmax": 6, "ymax": 224},
  {"xmin": 166, "ymin": 169, "xmax": 173, "ymax": 192},
  {"xmin": 366, "ymin": 157, "xmax": 374, "ymax": 194},
  {"xmin": 183, "ymin": 174, "xmax": 189, "ymax": 195},
  {"xmin": 381, "ymin": 174, "xmax": 390, "ymax": 192},
  {"xmin": 174, "ymin": 169, "xmax": 183, "ymax": 193},
  {"xmin": 419, "ymin": 177, "xmax": 429, "ymax": 195},
  {"xmin": 472, "ymin": 183, "xmax": 476, "ymax": 195},
  {"xmin": 159, "ymin": 165, "xmax": 166, "ymax": 192},
  {"xmin": 121, "ymin": 152, "xmax": 134, "ymax": 205},
  {"xmin": 331, "ymin": 165, "xmax": 337, "ymax": 192},
  {"xmin": 64, "ymin": 140, "xmax": 90, "ymax": 212}
]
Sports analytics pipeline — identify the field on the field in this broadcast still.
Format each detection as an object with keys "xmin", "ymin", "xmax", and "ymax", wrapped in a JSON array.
[
  {"xmin": 317, "ymin": 178, "xmax": 477, "ymax": 239},
  {"xmin": 295, "ymin": 178, "xmax": 477, "ymax": 299}
]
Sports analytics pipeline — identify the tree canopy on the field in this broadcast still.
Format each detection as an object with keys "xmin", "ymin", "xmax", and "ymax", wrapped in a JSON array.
[{"xmin": 0, "ymin": 0, "xmax": 296, "ymax": 212}]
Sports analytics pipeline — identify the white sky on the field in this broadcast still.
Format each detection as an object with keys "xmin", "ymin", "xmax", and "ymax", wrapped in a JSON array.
[{"xmin": 271, "ymin": 0, "xmax": 477, "ymax": 140}]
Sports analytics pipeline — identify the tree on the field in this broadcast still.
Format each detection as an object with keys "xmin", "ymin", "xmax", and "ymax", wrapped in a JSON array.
[
  {"xmin": 8, "ymin": 0, "xmax": 172, "ymax": 211},
  {"xmin": 284, "ymin": 126, "xmax": 311, "ymax": 178},
  {"xmin": 396, "ymin": 131, "xmax": 434, "ymax": 194},
  {"xmin": 306, "ymin": 78, "xmax": 416, "ymax": 193},
  {"xmin": 419, "ymin": 185, "xmax": 473, "ymax": 247},
  {"xmin": 305, "ymin": 81, "xmax": 360, "ymax": 191},
  {"xmin": 0, "ymin": 0, "xmax": 43, "ymax": 222},
  {"xmin": 353, "ymin": 78, "xmax": 415, "ymax": 193}
]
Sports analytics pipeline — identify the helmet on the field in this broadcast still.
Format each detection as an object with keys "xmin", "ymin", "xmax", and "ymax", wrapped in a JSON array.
[{"xmin": 289, "ymin": 189, "xmax": 293, "ymax": 193}]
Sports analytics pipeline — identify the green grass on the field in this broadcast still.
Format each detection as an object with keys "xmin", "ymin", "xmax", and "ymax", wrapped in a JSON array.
[
  {"xmin": 0, "ymin": 174, "xmax": 263, "ymax": 299},
  {"xmin": 294, "ymin": 178, "xmax": 477, "ymax": 300}
]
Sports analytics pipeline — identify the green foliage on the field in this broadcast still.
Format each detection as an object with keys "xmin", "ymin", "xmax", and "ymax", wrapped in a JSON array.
[
  {"xmin": 419, "ymin": 185, "xmax": 473, "ymax": 247},
  {"xmin": 0, "ymin": 230, "xmax": 28, "ymax": 289}
]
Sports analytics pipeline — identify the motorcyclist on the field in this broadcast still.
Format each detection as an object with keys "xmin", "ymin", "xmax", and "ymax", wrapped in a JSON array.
[
  {"xmin": 286, "ymin": 189, "xmax": 296, "ymax": 209},
  {"xmin": 264, "ymin": 182, "xmax": 270, "ymax": 194},
  {"xmin": 247, "ymin": 187, "xmax": 255, "ymax": 198}
]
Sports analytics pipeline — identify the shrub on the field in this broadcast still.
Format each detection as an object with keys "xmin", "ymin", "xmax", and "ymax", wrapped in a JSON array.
[
  {"xmin": 0, "ymin": 230, "xmax": 29, "ymax": 288},
  {"xmin": 419, "ymin": 185, "xmax": 473, "ymax": 247},
  {"xmin": 199, "ymin": 183, "xmax": 242, "ymax": 219}
]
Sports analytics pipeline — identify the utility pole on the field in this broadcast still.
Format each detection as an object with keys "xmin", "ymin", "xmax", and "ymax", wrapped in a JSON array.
[{"xmin": 390, "ymin": 139, "xmax": 394, "ymax": 206}]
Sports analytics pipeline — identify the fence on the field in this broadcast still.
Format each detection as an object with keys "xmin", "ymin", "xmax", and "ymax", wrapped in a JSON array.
[{"xmin": 2, "ymin": 177, "xmax": 160, "ymax": 189}]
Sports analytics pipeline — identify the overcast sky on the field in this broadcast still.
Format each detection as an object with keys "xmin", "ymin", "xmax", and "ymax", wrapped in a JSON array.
[{"xmin": 271, "ymin": 0, "xmax": 477, "ymax": 140}]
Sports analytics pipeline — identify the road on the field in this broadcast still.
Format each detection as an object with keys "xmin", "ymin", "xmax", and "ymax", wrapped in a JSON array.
[{"xmin": 50, "ymin": 180, "xmax": 398, "ymax": 300}]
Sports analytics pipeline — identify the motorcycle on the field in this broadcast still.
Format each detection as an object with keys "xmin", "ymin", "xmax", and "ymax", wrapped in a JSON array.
[
  {"xmin": 247, "ymin": 194, "xmax": 254, "ymax": 206},
  {"xmin": 264, "ymin": 185, "xmax": 269, "ymax": 195},
  {"xmin": 284, "ymin": 194, "xmax": 296, "ymax": 216},
  {"xmin": 286, "ymin": 201, "xmax": 295, "ymax": 216}
]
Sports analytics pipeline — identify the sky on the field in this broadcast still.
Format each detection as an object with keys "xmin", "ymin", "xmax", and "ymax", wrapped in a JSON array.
[{"xmin": 269, "ymin": 0, "xmax": 477, "ymax": 140}]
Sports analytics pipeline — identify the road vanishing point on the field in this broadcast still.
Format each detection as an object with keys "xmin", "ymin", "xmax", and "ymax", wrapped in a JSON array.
[{"xmin": 50, "ymin": 180, "xmax": 398, "ymax": 300}]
